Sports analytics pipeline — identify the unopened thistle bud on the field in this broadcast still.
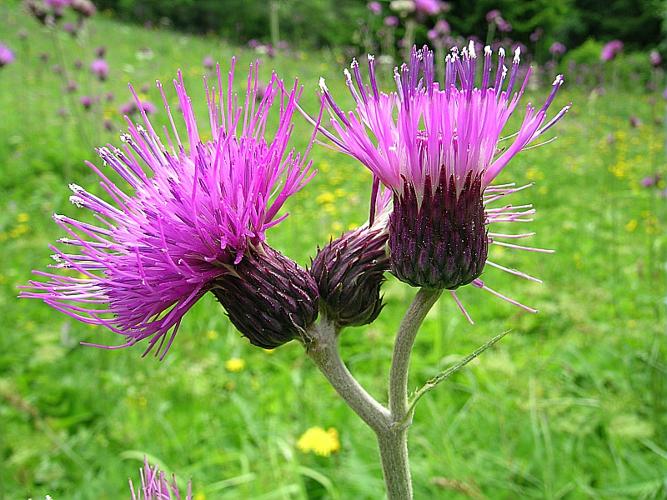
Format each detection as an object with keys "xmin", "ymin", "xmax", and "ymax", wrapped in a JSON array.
[
  {"xmin": 212, "ymin": 246, "xmax": 319, "ymax": 349},
  {"xmin": 311, "ymin": 215, "xmax": 389, "ymax": 328}
]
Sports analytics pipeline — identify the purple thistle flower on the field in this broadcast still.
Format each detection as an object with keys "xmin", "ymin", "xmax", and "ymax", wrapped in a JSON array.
[
  {"xmin": 496, "ymin": 17, "xmax": 512, "ymax": 33},
  {"xmin": 549, "ymin": 42, "xmax": 566, "ymax": 56},
  {"xmin": 413, "ymin": 0, "xmax": 441, "ymax": 15},
  {"xmin": 649, "ymin": 50, "xmax": 661, "ymax": 67},
  {"xmin": 70, "ymin": 0, "xmax": 96, "ymax": 17},
  {"xmin": 601, "ymin": 40, "xmax": 623, "ymax": 62},
  {"xmin": 65, "ymin": 79, "xmax": 78, "ymax": 93},
  {"xmin": 384, "ymin": 15, "xmax": 399, "ymax": 27},
  {"xmin": 311, "ymin": 189, "xmax": 392, "ymax": 328},
  {"xmin": 316, "ymin": 45, "xmax": 569, "ymax": 318},
  {"xmin": 63, "ymin": 21, "xmax": 78, "ymax": 36},
  {"xmin": 22, "ymin": 59, "xmax": 321, "ymax": 357},
  {"xmin": 0, "ymin": 43, "xmax": 15, "ymax": 67},
  {"xmin": 368, "ymin": 1, "xmax": 382, "ymax": 14},
  {"xmin": 640, "ymin": 174, "xmax": 660, "ymax": 188},
  {"xmin": 119, "ymin": 100, "xmax": 157, "ymax": 116},
  {"xmin": 95, "ymin": 46, "xmax": 107, "ymax": 58},
  {"xmin": 129, "ymin": 458, "xmax": 192, "ymax": 500},
  {"xmin": 529, "ymin": 28, "xmax": 543, "ymax": 43},
  {"xmin": 203, "ymin": 55, "xmax": 214, "ymax": 69},
  {"xmin": 486, "ymin": 9, "xmax": 501, "ymax": 23},
  {"xmin": 45, "ymin": 0, "xmax": 71, "ymax": 9},
  {"xmin": 90, "ymin": 58, "xmax": 109, "ymax": 81},
  {"xmin": 80, "ymin": 95, "xmax": 93, "ymax": 109}
]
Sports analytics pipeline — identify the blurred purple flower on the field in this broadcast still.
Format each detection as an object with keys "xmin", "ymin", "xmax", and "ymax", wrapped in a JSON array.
[
  {"xmin": 248, "ymin": 39, "xmax": 260, "ymax": 49},
  {"xmin": 119, "ymin": 99, "xmax": 157, "ymax": 116},
  {"xmin": 549, "ymin": 42, "xmax": 566, "ymax": 56},
  {"xmin": 203, "ymin": 55, "xmax": 214, "ymax": 69},
  {"xmin": 384, "ymin": 15, "xmax": 399, "ymax": 27},
  {"xmin": 74, "ymin": 59, "xmax": 83, "ymax": 69},
  {"xmin": 52, "ymin": 64, "xmax": 63, "ymax": 74},
  {"xmin": 601, "ymin": 40, "xmax": 623, "ymax": 62},
  {"xmin": 649, "ymin": 50, "xmax": 661, "ymax": 67},
  {"xmin": 129, "ymin": 458, "xmax": 192, "ymax": 500},
  {"xmin": 23, "ymin": 60, "xmax": 318, "ymax": 356},
  {"xmin": 0, "ymin": 43, "xmax": 15, "ymax": 67},
  {"xmin": 105, "ymin": 91, "xmax": 114, "ymax": 102},
  {"xmin": 414, "ymin": 0, "xmax": 441, "ymax": 15},
  {"xmin": 434, "ymin": 19, "xmax": 450, "ymax": 34},
  {"xmin": 486, "ymin": 9, "xmax": 501, "ymax": 23},
  {"xmin": 65, "ymin": 80, "xmax": 78, "ymax": 93},
  {"xmin": 496, "ymin": 17, "xmax": 512, "ymax": 33},
  {"xmin": 45, "ymin": 0, "xmax": 71, "ymax": 9},
  {"xmin": 18, "ymin": 29, "xmax": 29, "ymax": 40},
  {"xmin": 95, "ymin": 46, "xmax": 106, "ymax": 58},
  {"xmin": 529, "ymin": 28, "xmax": 543, "ymax": 43},
  {"xmin": 103, "ymin": 118, "xmax": 114, "ymax": 131},
  {"xmin": 368, "ymin": 1, "xmax": 382, "ymax": 14},
  {"xmin": 70, "ymin": 0, "xmax": 96, "ymax": 17},
  {"xmin": 640, "ymin": 174, "xmax": 660, "ymax": 188},
  {"xmin": 140, "ymin": 83, "xmax": 151, "ymax": 93},
  {"xmin": 90, "ymin": 58, "xmax": 109, "ymax": 81},
  {"xmin": 57, "ymin": 107, "xmax": 68, "ymax": 118},
  {"xmin": 63, "ymin": 22, "xmax": 77, "ymax": 36},
  {"xmin": 629, "ymin": 116, "xmax": 642, "ymax": 128},
  {"xmin": 80, "ymin": 95, "xmax": 93, "ymax": 110},
  {"xmin": 663, "ymin": 87, "xmax": 667, "ymax": 100}
]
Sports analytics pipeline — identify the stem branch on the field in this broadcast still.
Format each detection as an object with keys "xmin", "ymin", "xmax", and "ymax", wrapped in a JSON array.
[{"xmin": 306, "ymin": 319, "xmax": 390, "ymax": 433}]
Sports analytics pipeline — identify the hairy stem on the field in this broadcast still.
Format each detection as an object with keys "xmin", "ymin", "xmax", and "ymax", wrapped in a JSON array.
[
  {"xmin": 389, "ymin": 288, "xmax": 443, "ymax": 423},
  {"xmin": 306, "ymin": 319, "xmax": 390, "ymax": 433}
]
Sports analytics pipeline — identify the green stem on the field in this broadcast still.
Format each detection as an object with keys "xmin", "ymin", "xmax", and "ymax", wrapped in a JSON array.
[{"xmin": 306, "ymin": 319, "xmax": 390, "ymax": 433}]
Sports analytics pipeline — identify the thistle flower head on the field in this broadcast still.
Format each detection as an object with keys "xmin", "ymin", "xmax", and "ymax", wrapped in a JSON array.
[
  {"xmin": 310, "ymin": 188, "xmax": 392, "ymax": 328},
  {"xmin": 22, "ymin": 59, "xmax": 318, "ymax": 357},
  {"xmin": 129, "ymin": 458, "xmax": 192, "ymax": 500},
  {"xmin": 0, "ymin": 43, "xmax": 15, "ymax": 67},
  {"xmin": 601, "ymin": 40, "xmax": 623, "ymax": 62},
  {"xmin": 317, "ymin": 44, "xmax": 568, "ymax": 318},
  {"xmin": 90, "ymin": 58, "xmax": 109, "ymax": 81}
]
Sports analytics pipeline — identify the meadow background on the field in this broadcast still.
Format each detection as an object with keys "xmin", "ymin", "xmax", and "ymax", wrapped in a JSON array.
[{"xmin": 0, "ymin": 0, "xmax": 666, "ymax": 498}]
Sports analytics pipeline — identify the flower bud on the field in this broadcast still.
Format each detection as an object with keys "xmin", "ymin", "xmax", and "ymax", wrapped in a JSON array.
[
  {"xmin": 389, "ymin": 171, "xmax": 488, "ymax": 290},
  {"xmin": 311, "ymin": 224, "xmax": 388, "ymax": 328},
  {"xmin": 212, "ymin": 245, "xmax": 319, "ymax": 348}
]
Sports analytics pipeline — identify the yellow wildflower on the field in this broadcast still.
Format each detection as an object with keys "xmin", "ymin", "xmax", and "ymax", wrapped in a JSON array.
[
  {"xmin": 17, "ymin": 212, "xmax": 29, "ymax": 223},
  {"xmin": 297, "ymin": 427, "xmax": 340, "ymax": 457},
  {"xmin": 206, "ymin": 329, "xmax": 218, "ymax": 340},
  {"xmin": 316, "ymin": 192, "xmax": 335, "ymax": 205},
  {"xmin": 225, "ymin": 358, "xmax": 245, "ymax": 372},
  {"xmin": 331, "ymin": 221, "xmax": 343, "ymax": 233},
  {"xmin": 624, "ymin": 219, "xmax": 638, "ymax": 232}
]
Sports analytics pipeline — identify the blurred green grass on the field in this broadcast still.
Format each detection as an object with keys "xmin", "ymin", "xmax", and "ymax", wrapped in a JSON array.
[{"xmin": 1, "ymin": 4, "xmax": 666, "ymax": 499}]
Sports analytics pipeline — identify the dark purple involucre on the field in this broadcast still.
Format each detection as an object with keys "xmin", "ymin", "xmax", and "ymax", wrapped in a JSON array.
[
  {"xmin": 310, "ymin": 190, "xmax": 391, "ymax": 328},
  {"xmin": 212, "ymin": 245, "xmax": 319, "ymax": 348},
  {"xmin": 389, "ymin": 171, "xmax": 487, "ymax": 289}
]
